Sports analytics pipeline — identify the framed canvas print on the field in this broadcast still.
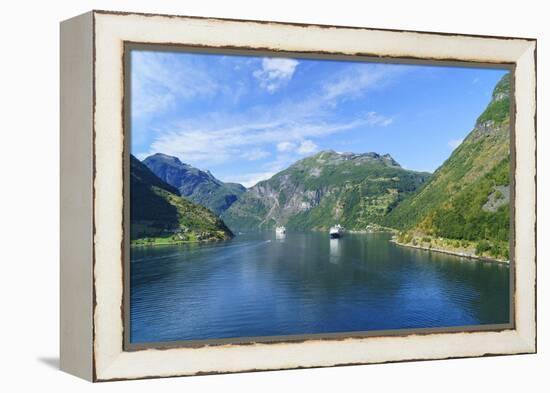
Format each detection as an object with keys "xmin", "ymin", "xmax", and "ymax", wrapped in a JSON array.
[{"xmin": 60, "ymin": 10, "xmax": 537, "ymax": 382}]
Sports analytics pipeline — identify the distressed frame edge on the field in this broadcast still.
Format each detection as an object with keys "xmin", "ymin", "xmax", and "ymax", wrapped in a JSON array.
[
  {"xmin": 59, "ymin": 11, "xmax": 95, "ymax": 381},
  {"xmin": 91, "ymin": 8, "xmax": 538, "ymax": 42},
  {"xmin": 122, "ymin": 42, "xmax": 517, "ymax": 352},
  {"xmin": 512, "ymin": 40, "xmax": 537, "ymax": 353},
  {"xmin": 90, "ymin": 11, "xmax": 537, "ymax": 382}
]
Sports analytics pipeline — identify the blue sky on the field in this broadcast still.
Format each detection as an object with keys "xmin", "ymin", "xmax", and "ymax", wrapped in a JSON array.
[{"xmin": 130, "ymin": 50, "xmax": 508, "ymax": 187}]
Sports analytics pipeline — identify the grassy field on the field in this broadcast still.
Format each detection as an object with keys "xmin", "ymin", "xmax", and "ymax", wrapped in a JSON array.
[{"xmin": 130, "ymin": 231, "xmax": 231, "ymax": 247}]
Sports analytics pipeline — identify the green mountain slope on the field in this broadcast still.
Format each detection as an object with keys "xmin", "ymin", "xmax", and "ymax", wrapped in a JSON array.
[
  {"xmin": 222, "ymin": 151, "xmax": 430, "ymax": 231},
  {"xmin": 386, "ymin": 73, "xmax": 511, "ymax": 259},
  {"xmin": 143, "ymin": 153, "xmax": 246, "ymax": 215},
  {"xmin": 130, "ymin": 155, "xmax": 233, "ymax": 245}
]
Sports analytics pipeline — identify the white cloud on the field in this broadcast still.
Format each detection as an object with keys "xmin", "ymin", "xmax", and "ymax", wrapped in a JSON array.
[
  {"xmin": 146, "ymin": 111, "xmax": 392, "ymax": 170},
  {"xmin": 136, "ymin": 58, "xmax": 405, "ymax": 186},
  {"xmin": 132, "ymin": 91, "xmax": 174, "ymax": 119},
  {"xmin": 277, "ymin": 141, "xmax": 297, "ymax": 152},
  {"xmin": 253, "ymin": 58, "xmax": 299, "ymax": 92},
  {"xmin": 321, "ymin": 64, "xmax": 407, "ymax": 102},
  {"xmin": 297, "ymin": 140, "xmax": 318, "ymax": 155},
  {"xmin": 131, "ymin": 51, "xmax": 218, "ymax": 118},
  {"xmin": 365, "ymin": 111, "xmax": 394, "ymax": 127},
  {"xmin": 448, "ymin": 138, "xmax": 463, "ymax": 149},
  {"xmin": 227, "ymin": 152, "xmax": 300, "ymax": 187},
  {"xmin": 241, "ymin": 149, "xmax": 270, "ymax": 161},
  {"xmin": 134, "ymin": 152, "xmax": 149, "ymax": 161},
  {"xmin": 224, "ymin": 171, "xmax": 277, "ymax": 188},
  {"xmin": 149, "ymin": 116, "xmax": 372, "ymax": 163},
  {"xmin": 275, "ymin": 140, "xmax": 318, "ymax": 155}
]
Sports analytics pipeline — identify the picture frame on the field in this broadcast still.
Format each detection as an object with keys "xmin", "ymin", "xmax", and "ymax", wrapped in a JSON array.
[{"xmin": 60, "ymin": 10, "xmax": 537, "ymax": 382}]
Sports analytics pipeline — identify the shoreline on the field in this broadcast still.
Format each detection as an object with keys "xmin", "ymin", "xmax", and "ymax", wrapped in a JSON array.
[
  {"xmin": 348, "ymin": 229, "xmax": 396, "ymax": 234},
  {"xmin": 132, "ymin": 232, "xmax": 510, "ymax": 265},
  {"xmin": 347, "ymin": 225, "xmax": 398, "ymax": 234},
  {"xmin": 390, "ymin": 239, "xmax": 509, "ymax": 265},
  {"xmin": 130, "ymin": 237, "xmax": 231, "ymax": 248}
]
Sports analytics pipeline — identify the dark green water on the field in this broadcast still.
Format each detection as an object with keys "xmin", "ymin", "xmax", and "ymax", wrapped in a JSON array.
[{"xmin": 130, "ymin": 232, "xmax": 510, "ymax": 344}]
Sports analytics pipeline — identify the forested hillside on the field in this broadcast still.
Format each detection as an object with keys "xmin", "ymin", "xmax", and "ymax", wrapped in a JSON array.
[
  {"xmin": 143, "ymin": 153, "xmax": 245, "ymax": 215},
  {"xmin": 130, "ymin": 155, "xmax": 233, "ymax": 245},
  {"xmin": 386, "ymin": 73, "xmax": 511, "ymax": 260},
  {"xmin": 222, "ymin": 151, "xmax": 429, "ymax": 231}
]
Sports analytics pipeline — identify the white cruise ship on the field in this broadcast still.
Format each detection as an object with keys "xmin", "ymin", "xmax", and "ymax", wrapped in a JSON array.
[{"xmin": 329, "ymin": 224, "xmax": 344, "ymax": 239}]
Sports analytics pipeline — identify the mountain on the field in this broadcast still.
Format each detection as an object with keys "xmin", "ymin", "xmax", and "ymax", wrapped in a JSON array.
[
  {"xmin": 142, "ymin": 153, "xmax": 245, "ymax": 215},
  {"xmin": 221, "ymin": 150, "xmax": 430, "ymax": 231},
  {"xmin": 386, "ymin": 73, "xmax": 511, "ymax": 259},
  {"xmin": 130, "ymin": 155, "xmax": 233, "ymax": 245}
]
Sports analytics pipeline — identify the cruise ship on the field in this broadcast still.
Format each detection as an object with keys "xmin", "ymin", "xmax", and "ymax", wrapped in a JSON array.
[
  {"xmin": 275, "ymin": 226, "xmax": 286, "ymax": 235},
  {"xmin": 329, "ymin": 224, "xmax": 344, "ymax": 239}
]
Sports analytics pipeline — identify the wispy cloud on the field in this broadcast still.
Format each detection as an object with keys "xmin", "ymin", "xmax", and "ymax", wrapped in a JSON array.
[
  {"xmin": 253, "ymin": 58, "xmax": 299, "ymax": 93},
  {"xmin": 134, "ymin": 55, "xmax": 406, "ymax": 187},
  {"xmin": 227, "ymin": 153, "xmax": 299, "ymax": 187},
  {"xmin": 131, "ymin": 51, "xmax": 218, "ymax": 118},
  {"xmin": 138, "ymin": 107, "xmax": 396, "ymax": 186},
  {"xmin": 321, "ymin": 63, "xmax": 406, "ymax": 102},
  {"xmin": 241, "ymin": 148, "xmax": 270, "ymax": 161},
  {"xmin": 297, "ymin": 140, "xmax": 318, "ymax": 154},
  {"xmin": 277, "ymin": 141, "xmax": 297, "ymax": 152},
  {"xmin": 365, "ymin": 111, "xmax": 393, "ymax": 127},
  {"xmin": 224, "ymin": 171, "xmax": 278, "ymax": 188},
  {"xmin": 147, "ymin": 117, "xmax": 367, "ymax": 162},
  {"xmin": 276, "ymin": 140, "xmax": 319, "ymax": 155}
]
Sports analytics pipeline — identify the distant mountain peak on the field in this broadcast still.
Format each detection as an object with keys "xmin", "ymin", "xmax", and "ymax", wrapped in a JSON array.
[
  {"xmin": 491, "ymin": 73, "xmax": 510, "ymax": 101},
  {"xmin": 304, "ymin": 150, "xmax": 400, "ymax": 167},
  {"xmin": 148, "ymin": 152, "xmax": 178, "ymax": 160},
  {"xmin": 146, "ymin": 152, "xmax": 186, "ymax": 166},
  {"xmin": 381, "ymin": 153, "xmax": 400, "ymax": 167},
  {"xmin": 222, "ymin": 149, "xmax": 425, "ymax": 231},
  {"xmin": 475, "ymin": 72, "xmax": 511, "ymax": 127},
  {"xmin": 130, "ymin": 154, "xmax": 181, "ymax": 196},
  {"xmin": 142, "ymin": 153, "xmax": 245, "ymax": 215}
]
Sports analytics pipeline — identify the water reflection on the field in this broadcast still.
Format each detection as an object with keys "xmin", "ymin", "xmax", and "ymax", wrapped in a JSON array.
[
  {"xmin": 329, "ymin": 238, "xmax": 342, "ymax": 264},
  {"xmin": 130, "ymin": 232, "xmax": 510, "ymax": 343}
]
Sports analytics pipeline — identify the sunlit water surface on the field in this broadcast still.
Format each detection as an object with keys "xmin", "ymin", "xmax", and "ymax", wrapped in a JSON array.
[{"xmin": 130, "ymin": 232, "xmax": 509, "ymax": 343}]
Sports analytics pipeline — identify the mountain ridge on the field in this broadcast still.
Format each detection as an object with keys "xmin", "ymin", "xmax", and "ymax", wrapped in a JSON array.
[
  {"xmin": 143, "ymin": 153, "xmax": 246, "ymax": 215},
  {"xmin": 130, "ymin": 154, "xmax": 233, "ymax": 245},
  {"xmin": 222, "ymin": 149, "xmax": 430, "ymax": 231},
  {"xmin": 131, "ymin": 74, "xmax": 511, "ymax": 261}
]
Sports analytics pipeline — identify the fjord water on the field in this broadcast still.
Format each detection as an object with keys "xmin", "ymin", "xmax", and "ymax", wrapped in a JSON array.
[{"xmin": 130, "ymin": 232, "xmax": 509, "ymax": 343}]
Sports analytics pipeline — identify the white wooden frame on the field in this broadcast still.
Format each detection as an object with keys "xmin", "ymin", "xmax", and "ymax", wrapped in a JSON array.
[{"xmin": 60, "ymin": 10, "xmax": 537, "ymax": 382}]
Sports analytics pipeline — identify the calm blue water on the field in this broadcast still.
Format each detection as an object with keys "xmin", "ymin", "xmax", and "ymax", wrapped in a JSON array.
[{"xmin": 130, "ymin": 232, "xmax": 510, "ymax": 344}]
